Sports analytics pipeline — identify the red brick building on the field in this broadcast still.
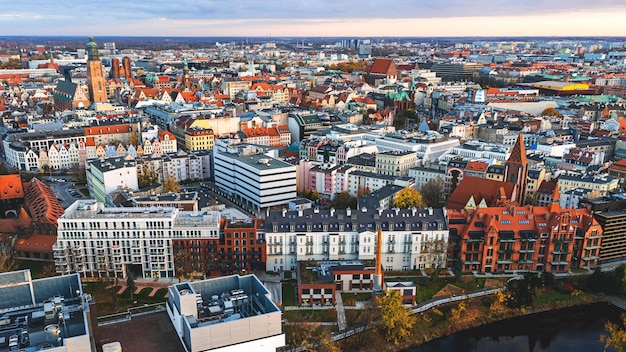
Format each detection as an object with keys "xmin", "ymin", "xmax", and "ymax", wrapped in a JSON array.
[
  {"xmin": 448, "ymin": 188, "xmax": 603, "ymax": 274},
  {"xmin": 220, "ymin": 218, "xmax": 266, "ymax": 275},
  {"xmin": 172, "ymin": 218, "xmax": 267, "ymax": 278}
]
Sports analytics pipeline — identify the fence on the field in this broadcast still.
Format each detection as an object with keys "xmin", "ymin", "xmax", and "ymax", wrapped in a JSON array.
[{"xmin": 97, "ymin": 303, "xmax": 166, "ymax": 326}]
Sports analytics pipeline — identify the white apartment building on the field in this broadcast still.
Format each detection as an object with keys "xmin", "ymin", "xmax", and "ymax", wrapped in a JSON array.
[
  {"xmin": 213, "ymin": 143, "xmax": 296, "ymax": 216},
  {"xmin": 86, "ymin": 156, "xmax": 139, "ymax": 204},
  {"xmin": 264, "ymin": 207, "xmax": 449, "ymax": 272},
  {"xmin": 54, "ymin": 200, "xmax": 221, "ymax": 279}
]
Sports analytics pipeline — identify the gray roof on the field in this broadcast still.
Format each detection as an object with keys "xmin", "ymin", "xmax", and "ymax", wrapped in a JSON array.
[{"xmin": 266, "ymin": 207, "xmax": 447, "ymax": 233}]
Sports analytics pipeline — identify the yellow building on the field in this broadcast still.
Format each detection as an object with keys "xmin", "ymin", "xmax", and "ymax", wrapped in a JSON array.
[{"xmin": 185, "ymin": 129, "xmax": 215, "ymax": 151}]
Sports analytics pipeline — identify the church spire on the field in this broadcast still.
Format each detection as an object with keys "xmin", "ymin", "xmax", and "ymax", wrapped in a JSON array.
[
  {"xmin": 508, "ymin": 133, "xmax": 528, "ymax": 165},
  {"xmin": 548, "ymin": 185, "xmax": 561, "ymax": 213}
]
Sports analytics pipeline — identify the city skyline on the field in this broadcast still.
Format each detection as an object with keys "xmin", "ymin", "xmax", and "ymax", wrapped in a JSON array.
[{"xmin": 2, "ymin": 0, "xmax": 626, "ymax": 38}]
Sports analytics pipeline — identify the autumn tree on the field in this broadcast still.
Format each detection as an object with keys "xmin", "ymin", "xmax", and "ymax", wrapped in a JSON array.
[
  {"xmin": 356, "ymin": 186, "xmax": 371, "ymax": 199},
  {"xmin": 420, "ymin": 177, "xmax": 444, "ymax": 208},
  {"xmin": 601, "ymin": 313, "xmax": 626, "ymax": 352},
  {"xmin": 163, "ymin": 175, "xmax": 180, "ymax": 193},
  {"xmin": 0, "ymin": 246, "xmax": 17, "ymax": 273},
  {"xmin": 393, "ymin": 187, "xmax": 424, "ymax": 209},
  {"xmin": 378, "ymin": 290, "xmax": 416, "ymax": 345},
  {"xmin": 129, "ymin": 131, "xmax": 139, "ymax": 146},
  {"xmin": 541, "ymin": 107, "xmax": 562, "ymax": 118}
]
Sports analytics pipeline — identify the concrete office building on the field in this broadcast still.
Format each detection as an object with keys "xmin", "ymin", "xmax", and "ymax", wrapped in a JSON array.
[
  {"xmin": 213, "ymin": 143, "xmax": 296, "ymax": 216},
  {"xmin": 0, "ymin": 269, "xmax": 97, "ymax": 352},
  {"xmin": 166, "ymin": 275, "xmax": 284, "ymax": 352}
]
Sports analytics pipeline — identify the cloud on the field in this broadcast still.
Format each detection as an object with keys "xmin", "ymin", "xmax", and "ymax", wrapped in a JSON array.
[
  {"xmin": 4, "ymin": 0, "xmax": 626, "ymax": 21},
  {"xmin": 1, "ymin": 1, "xmax": 626, "ymax": 36}
]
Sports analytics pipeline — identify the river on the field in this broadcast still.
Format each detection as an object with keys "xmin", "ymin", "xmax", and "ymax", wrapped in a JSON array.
[{"xmin": 409, "ymin": 302, "xmax": 622, "ymax": 352}]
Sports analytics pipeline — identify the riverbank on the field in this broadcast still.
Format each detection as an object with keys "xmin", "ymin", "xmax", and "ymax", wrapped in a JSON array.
[
  {"xmin": 338, "ymin": 289, "xmax": 605, "ymax": 352},
  {"xmin": 401, "ymin": 291, "xmax": 604, "ymax": 351},
  {"xmin": 409, "ymin": 301, "xmax": 621, "ymax": 352}
]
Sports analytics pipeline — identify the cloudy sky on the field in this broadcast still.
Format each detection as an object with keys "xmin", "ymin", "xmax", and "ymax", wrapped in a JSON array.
[{"xmin": 2, "ymin": 0, "xmax": 626, "ymax": 37}]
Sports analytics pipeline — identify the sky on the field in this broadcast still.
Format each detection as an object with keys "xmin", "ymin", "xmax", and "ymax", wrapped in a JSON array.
[{"xmin": 2, "ymin": 0, "xmax": 626, "ymax": 37}]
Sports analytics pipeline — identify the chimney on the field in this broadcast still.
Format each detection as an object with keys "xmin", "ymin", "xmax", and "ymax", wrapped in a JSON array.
[
  {"xmin": 411, "ymin": 207, "xmax": 417, "ymax": 216},
  {"xmin": 428, "ymin": 207, "xmax": 433, "ymax": 216},
  {"xmin": 330, "ymin": 207, "xmax": 335, "ymax": 217},
  {"xmin": 373, "ymin": 228, "xmax": 383, "ymax": 292},
  {"xmin": 346, "ymin": 207, "xmax": 351, "ymax": 217},
  {"xmin": 281, "ymin": 208, "xmax": 287, "ymax": 217}
]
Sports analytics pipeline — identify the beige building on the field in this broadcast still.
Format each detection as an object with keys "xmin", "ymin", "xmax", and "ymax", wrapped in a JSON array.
[{"xmin": 376, "ymin": 150, "xmax": 419, "ymax": 177}]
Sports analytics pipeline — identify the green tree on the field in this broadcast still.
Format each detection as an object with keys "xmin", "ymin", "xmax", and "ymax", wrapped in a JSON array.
[
  {"xmin": 601, "ymin": 313, "xmax": 626, "ymax": 352},
  {"xmin": 393, "ymin": 187, "xmax": 424, "ymax": 209},
  {"xmin": 126, "ymin": 267, "xmax": 136, "ymax": 300},
  {"xmin": 331, "ymin": 191, "xmax": 357, "ymax": 210},
  {"xmin": 378, "ymin": 290, "xmax": 416, "ymax": 345},
  {"xmin": 0, "ymin": 163, "xmax": 9, "ymax": 175},
  {"xmin": 420, "ymin": 177, "xmax": 444, "ymax": 208},
  {"xmin": 138, "ymin": 163, "xmax": 159, "ymax": 188}
]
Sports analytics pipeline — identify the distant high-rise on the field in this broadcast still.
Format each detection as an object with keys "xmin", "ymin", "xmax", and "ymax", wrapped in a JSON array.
[{"xmin": 85, "ymin": 36, "xmax": 108, "ymax": 103}]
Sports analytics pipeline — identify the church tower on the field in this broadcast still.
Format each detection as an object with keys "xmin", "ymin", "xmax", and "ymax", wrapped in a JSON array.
[
  {"xmin": 504, "ymin": 134, "xmax": 528, "ymax": 205},
  {"xmin": 86, "ymin": 36, "xmax": 108, "ymax": 103},
  {"xmin": 182, "ymin": 57, "xmax": 191, "ymax": 91}
]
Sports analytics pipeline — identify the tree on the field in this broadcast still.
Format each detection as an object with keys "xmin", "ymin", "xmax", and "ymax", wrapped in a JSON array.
[
  {"xmin": 356, "ymin": 186, "xmax": 371, "ymax": 199},
  {"xmin": 601, "ymin": 313, "xmax": 626, "ymax": 352},
  {"xmin": 393, "ymin": 187, "xmax": 424, "ymax": 209},
  {"xmin": 0, "ymin": 163, "xmax": 9, "ymax": 175},
  {"xmin": 74, "ymin": 169, "xmax": 87, "ymax": 185},
  {"xmin": 378, "ymin": 290, "xmax": 416, "ymax": 345},
  {"xmin": 138, "ymin": 163, "xmax": 159, "ymax": 188},
  {"xmin": 420, "ymin": 177, "xmax": 444, "ymax": 208},
  {"xmin": 126, "ymin": 267, "xmax": 136, "ymax": 300},
  {"xmin": 541, "ymin": 107, "xmax": 562, "ymax": 118},
  {"xmin": 129, "ymin": 131, "xmax": 139, "ymax": 146},
  {"xmin": 163, "ymin": 175, "xmax": 180, "ymax": 193},
  {"xmin": 0, "ymin": 246, "xmax": 17, "ymax": 273},
  {"xmin": 331, "ymin": 191, "xmax": 357, "ymax": 210}
]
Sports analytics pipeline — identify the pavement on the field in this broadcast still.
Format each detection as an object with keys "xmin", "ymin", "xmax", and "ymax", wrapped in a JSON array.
[
  {"xmin": 255, "ymin": 271, "xmax": 283, "ymax": 305},
  {"xmin": 335, "ymin": 291, "xmax": 347, "ymax": 330}
]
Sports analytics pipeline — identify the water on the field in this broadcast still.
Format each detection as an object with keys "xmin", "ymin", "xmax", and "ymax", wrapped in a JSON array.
[{"xmin": 409, "ymin": 302, "xmax": 622, "ymax": 352}]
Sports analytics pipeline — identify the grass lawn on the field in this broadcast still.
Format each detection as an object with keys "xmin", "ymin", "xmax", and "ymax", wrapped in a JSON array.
[
  {"xmin": 341, "ymin": 292, "xmax": 373, "ymax": 306},
  {"xmin": 283, "ymin": 309, "xmax": 337, "ymax": 322},
  {"xmin": 16, "ymin": 260, "xmax": 49, "ymax": 278},
  {"xmin": 282, "ymin": 282, "xmax": 296, "ymax": 306}
]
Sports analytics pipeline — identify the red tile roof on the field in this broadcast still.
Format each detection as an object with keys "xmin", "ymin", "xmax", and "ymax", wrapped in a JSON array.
[
  {"xmin": 85, "ymin": 124, "xmax": 131, "ymax": 136},
  {"xmin": 24, "ymin": 178, "xmax": 64, "ymax": 227},
  {"xmin": 14, "ymin": 234, "xmax": 57, "ymax": 252},
  {"xmin": 0, "ymin": 174, "xmax": 24, "ymax": 200},
  {"xmin": 447, "ymin": 176, "xmax": 516, "ymax": 210}
]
